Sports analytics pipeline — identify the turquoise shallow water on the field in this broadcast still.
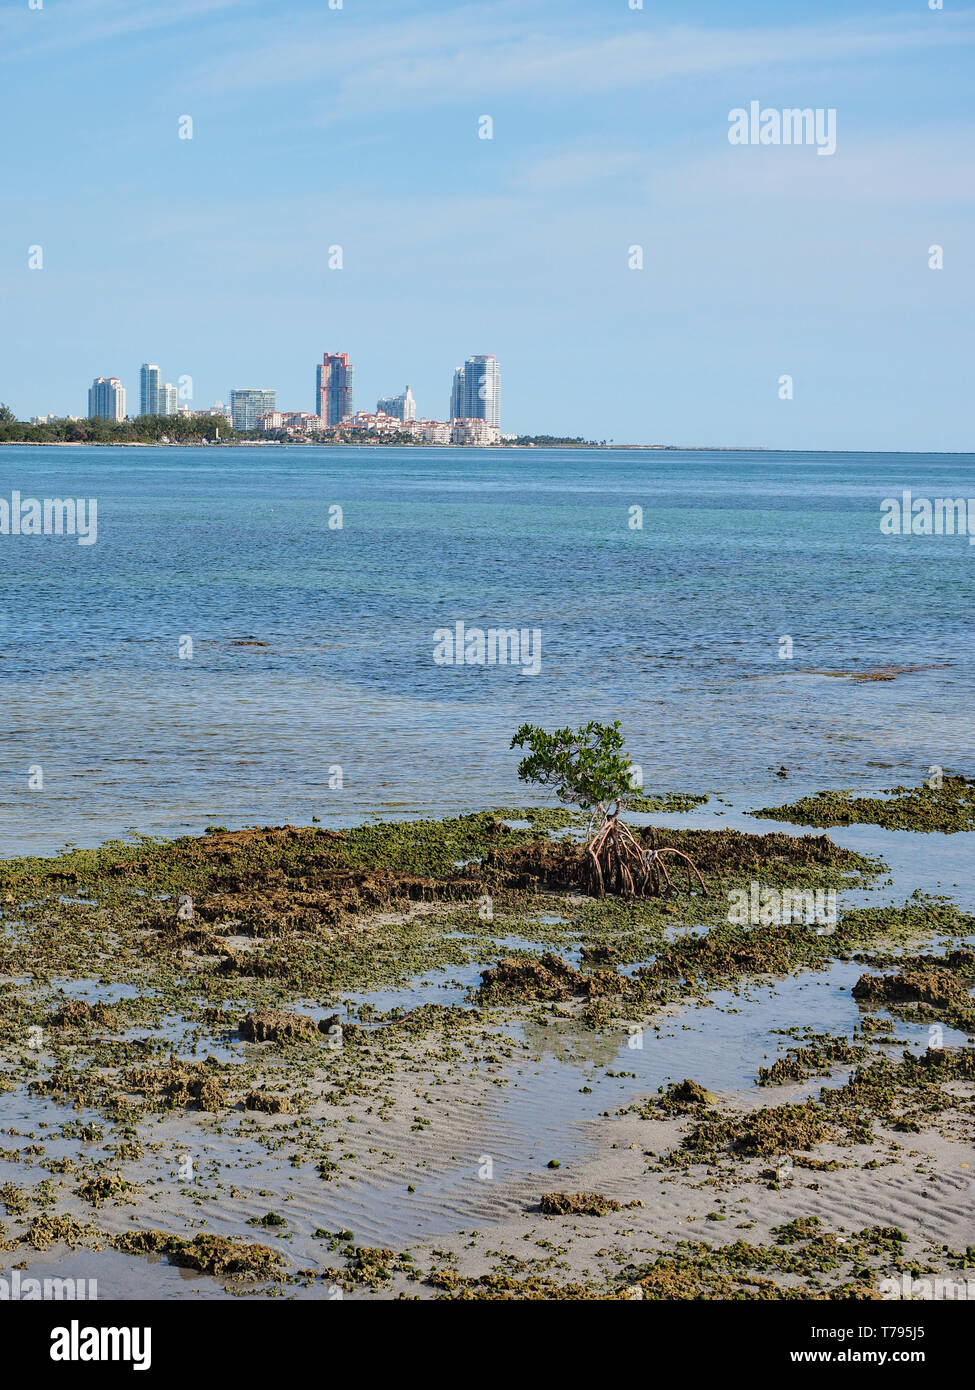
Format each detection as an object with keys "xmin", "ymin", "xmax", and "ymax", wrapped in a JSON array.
[{"xmin": 0, "ymin": 444, "xmax": 972, "ymax": 854}]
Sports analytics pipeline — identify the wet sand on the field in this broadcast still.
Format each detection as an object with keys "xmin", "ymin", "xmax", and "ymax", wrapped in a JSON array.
[{"xmin": 1, "ymin": 801, "xmax": 972, "ymax": 1299}]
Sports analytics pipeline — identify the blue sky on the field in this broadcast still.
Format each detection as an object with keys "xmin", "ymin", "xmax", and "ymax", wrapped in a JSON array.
[{"xmin": 1, "ymin": 0, "xmax": 973, "ymax": 448}]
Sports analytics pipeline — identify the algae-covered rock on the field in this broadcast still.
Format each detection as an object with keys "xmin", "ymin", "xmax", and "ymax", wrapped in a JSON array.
[
  {"xmin": 684, "ymin": 1101, "xmax": 834, "ymax": 1159},
  {"xmin": 244, "ymin": 1090, "xmax": 292, "ymax": 1114},
  {"xmin": 667, "ymin": 1078, "xmax": 718, "ymax": 1107},
  {"xmin": 477, "ymin": 952, "xmax": 584, "ymax": 1003},
  {"xmin": 852, "ymin": 970, "xmax": 968, "ymax": 1011},
  {"xmin": 113, "ymin": 1229, "xmax": 282, "ymax": 1279},
  {"xmin": 75, "ymin": 1171, "xmax": 137, "ymax": 1207},
  {"xmin": 26, "ymin": 1214, "xmax": 95, "ymax": 1250},
  {"xmin": 49, "ymin": 1000, "xmax": 120, "ymax": 1029},
  {"xmin": 539, "ymin": 1192, "xmax": 622, "ymax": 1216},
  {"xmin": 239, "ymin": 1009, "xmax": 319, "ymax": 1042}
]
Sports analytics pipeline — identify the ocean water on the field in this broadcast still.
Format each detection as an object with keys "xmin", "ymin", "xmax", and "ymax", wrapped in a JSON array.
[{"xmin": 0, "ymin": 444, "xmax": 973, "ymax": 856}]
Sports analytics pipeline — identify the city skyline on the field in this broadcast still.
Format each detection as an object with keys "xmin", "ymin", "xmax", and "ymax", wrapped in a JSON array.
[
  {"xmin": 76, "ymin": 350, "xmax": 504, "ymax": 434},
  {"xmin": 2, "ymin": 2, "xmax": 973, "ymax": 448}
]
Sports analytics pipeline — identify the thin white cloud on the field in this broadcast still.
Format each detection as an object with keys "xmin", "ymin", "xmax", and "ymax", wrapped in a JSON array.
[
  {"xmin": 647, "ymin": 129, "xmax": 975, "ymax": 207},
  {"xmin": 0, "ymin": 0, "xmax": 252, "ymax": 55},
  {"xmin": 511, "ymin": 144, "xmax": 640, "ymax": 192},
  {"xmin": 189, "ymin": 7, "xmax": 975, "ymax": 118}
]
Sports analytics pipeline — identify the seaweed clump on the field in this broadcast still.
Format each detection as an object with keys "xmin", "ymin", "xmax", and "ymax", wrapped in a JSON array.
[
  {"xmin": 852, "ymin": 969, "xmax": 975, "ymax": 1034},
  {"xmin": 113, "ymin": 1229, "xmax": 282, "ymax": 1279},
  {"xmin": 625, "ymin": 1078, "xmax": 719, "ymax": 1118},
  {"xmin": 476, "ymin": 951, "xmax": 632, "ymax": 1007},
  {"xmin": 124, "ymin": 1059, "xmax": 228, "ymax": 1112},
  {"xmin": 679, "ymin": 1101, "xmax": 836, "ymax": 1161},
  {"xmin": 758, "ymin": 1037, "xmax": 868, "ymax": 1087},
  {"xmin": 239, "ymin": 1009, "xmax": 320, "ymax": 1043},
  {"xmin": 751, "ymin": 776, "xmax": 975, "ymax": 834},
  {"xmin": 621, "ymin": 1222, "xmax": 909, "ymax": 1301},
  {"xmin": 48, "ymin": 1001, "xmax": 121, "ymax": 1029},
  {"xmin": 539, "ymin": 1192, "xmax": 622, "ymax": 1216}
]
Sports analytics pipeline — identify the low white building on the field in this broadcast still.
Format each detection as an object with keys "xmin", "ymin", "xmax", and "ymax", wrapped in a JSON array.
[
  {"xmin": 403, "ymin": 418, "xmax": 451, "ymax": 444},
  {"xmin": 450, "ymin": 418, "xmax": 501, "ymax": 445}
]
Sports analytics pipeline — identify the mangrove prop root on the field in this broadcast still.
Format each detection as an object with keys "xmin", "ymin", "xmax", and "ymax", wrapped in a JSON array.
[{"xmin": 582, "ymin": 815, "xmax": 708, "ymax": 900}]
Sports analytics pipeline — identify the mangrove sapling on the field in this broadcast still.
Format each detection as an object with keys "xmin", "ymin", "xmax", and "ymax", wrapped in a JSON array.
[{"xmin": 509, "ymin": 721, "xmax": 706, "ymax": 899}]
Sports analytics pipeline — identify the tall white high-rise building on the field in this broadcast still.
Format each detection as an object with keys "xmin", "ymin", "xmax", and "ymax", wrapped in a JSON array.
[
  {"xmin": 140, "ymin": 363, "xmax": 161, "ymax": 415},
  {"xmin": 450, "ymin": 355, "xmax": 500, "ymax": 427},
  {"xmin": 230, "ymin": 388, "xmax": 277, "ymax": 431},
  {"xmin": 88, "ymin": 376, "xmax": 126, "ymax": 421},
  {"xmin": 377, "ymin": 385, "xmax": 416, "ymax": 422},
  {"xmin": 450, "ymin": 366, "xmax": 464, "ymax": 421},
  {"xmin": 158, "ymin": 383, "xmax": 178, "ymax": 416}
]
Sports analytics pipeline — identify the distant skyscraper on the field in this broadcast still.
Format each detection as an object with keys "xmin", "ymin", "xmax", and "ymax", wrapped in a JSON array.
[
  {"xmin": 88, "ymin": 376, "xmax": 126, "ymax": 421},
  {"xmin": 140, "ymin": 363, "xmax": 161, "ymax": 416},
  {"xmin": 230, "ymin": 388, "xmax": 277, "ymax": 431},
  {"xmin": 159, "ymin": 383, "xmax": 178, "ymax": 416},
  {"xmin": 450, "ymin": 366, "xmax": 464, "ymax": 421},
  {"xmin": 450, "ymin": 355, "xmax": 500, "ymax": 427},
  {"xmin": 377, "ymin": 385, "xmax": 416, "ymax": 422},
  {"xmin": 316, "ymin": 352, "xmax": 354, "ymax": 426}
]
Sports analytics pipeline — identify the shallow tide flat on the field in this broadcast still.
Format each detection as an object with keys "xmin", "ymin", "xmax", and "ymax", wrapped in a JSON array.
[{"xmin": 0, "ymin": 805, "xmax": 972, "ymax": 1299}]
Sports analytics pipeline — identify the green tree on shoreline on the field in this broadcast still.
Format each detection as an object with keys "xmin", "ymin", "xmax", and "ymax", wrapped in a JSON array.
[{"xmin": 0, "ymin": 412, "xmax": 239, "ymax": 445}]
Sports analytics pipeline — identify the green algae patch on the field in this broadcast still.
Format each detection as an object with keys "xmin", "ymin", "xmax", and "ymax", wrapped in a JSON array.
[
  {"xmin": 819, "ymin": 1047, "xmax": 975, "ymax": 1135},
  {"xmin": 628, "ymin": 792, "xmax": 708, "ymax": 814},
  {"xmin": 641, "ymin": 897, "xmax": 973, "ymax": 1000},
  {"xmin": 321, "ymin": 1244, "xmax": 416, "ymax": 1290},
  {"xmin": 334, "ymin": 807, "xmax": 578, "ymax": 877},
  {"xmin": 773, "ymin": 1216, "xmax": 824, "ymax": 1242},
  {"xmin": 247, "ymin": 1211, "xmax": 287, "ymax": 1228},
  {"xmin": 474, "ymin": 888, "xmax": 936, "ymax": 1016},
  {"xmin": 758, "ymin": 1037, "xmax": 869, "ymax": 1087},
  {"xmin": 476, "ymin": 951, "xmax": 579, "ymax": 1002},
  {"xmin": 677, "ymin": 1046, "xmax": 975, "ymax": 1169},
  {"xmin": 113, "ymin": 1229, "xmax": 283, "ymax": 1279},
  {"xmin": 622, "ymin": 1223, "xmax": 911, "ymax": 1300},
  {"xmin": 426, "ymin": 1269, "xmax": 607, "ymax": 1299},
  {"xmin": 124, "ymin": 1060, "xmax": 229, "ymax": 1113},
  {"xmin": 0, "ymin": 802, "xmax": 964, "ymax": 1290},
  {"xmin": 681, "ymin": 1102, "xmax": 835, "ymax": 1161},
  {"xmin": 25, "ymin": 1215, "xmax": 96, "ymax": 1251},
  {"xmin": 539, "ymin": 1192, "xmax": 622, "ymax": 1216},
  {"xmin": 852, "ymin": 948, "xmax": 975, "ymax": 1036},
  {"xmin": 666, "ymin": 1078, "xmax": 718, "ymax": 1108},
  {"xmin": 76, "ymin": 1170, "xmax": 140, "ymax": 1207},
  {"xmin": 0, "ymin": 1180, "xmax": 57, "ymax": 1217},
  {"xmin": 751, "ymin": 776, "xmax": 975, "ymax": 833}
]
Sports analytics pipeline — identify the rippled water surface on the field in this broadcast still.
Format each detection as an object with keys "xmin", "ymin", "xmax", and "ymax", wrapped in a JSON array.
[{"xmin": 1, "ymin": 444, "xmax": 972, "ymax": 853}]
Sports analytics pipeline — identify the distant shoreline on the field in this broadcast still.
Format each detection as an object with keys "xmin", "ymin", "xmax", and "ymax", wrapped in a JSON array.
[
  {"xmin": 1, "ymin": 440, "xmax": 971, "ymax": 455},
  {"xmin": 1, "ymin": 439, "xmax": 973, "ymax": 455},
  {"xmin": 0, "ymin": 438, "xmax": 717, "ymax": 451}
]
